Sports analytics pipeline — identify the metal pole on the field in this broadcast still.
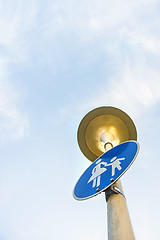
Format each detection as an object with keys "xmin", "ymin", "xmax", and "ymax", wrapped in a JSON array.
[{"xmin": 104, "ymin": 143, "xmax": 135, "ymax": 240}]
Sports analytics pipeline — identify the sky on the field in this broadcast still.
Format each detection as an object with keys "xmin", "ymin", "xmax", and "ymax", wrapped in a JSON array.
[{"xmin": 0, "ymin": 0, "xmax": 160, "ymax": 239}]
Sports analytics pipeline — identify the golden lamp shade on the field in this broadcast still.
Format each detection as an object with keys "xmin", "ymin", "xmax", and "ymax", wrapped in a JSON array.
[{"xmin": 77, "ymin": 106, "xmax": 137, "ymax": 162}]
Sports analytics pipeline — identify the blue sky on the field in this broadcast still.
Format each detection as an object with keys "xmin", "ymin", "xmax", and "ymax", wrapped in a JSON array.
[{"xmin": 0, "ymin": 0, "xmax": 160, "ymax": 239}]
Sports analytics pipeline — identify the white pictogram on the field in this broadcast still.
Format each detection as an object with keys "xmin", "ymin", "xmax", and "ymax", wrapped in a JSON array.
[
  {"xmin": 88, "ymin": 159, "xmax": 107, "ymax": 188},
  {"xmin": 88, "ymin": 156, "xmax": 125, "ymax": 188},
  {"xmin": 107, "ymin": 156, "xmax": 125, "ymax": 176}
]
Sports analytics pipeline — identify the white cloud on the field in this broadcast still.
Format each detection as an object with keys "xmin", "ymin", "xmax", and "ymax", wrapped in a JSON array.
[
  {"xmin": 45, "ymin": 0, "xmax": 159, "ymax": 118},
  {"xmin": 0, "ymin": 0, "xmax": 38, "ymax": 63},
  {"xmin": 0, "ymin": 63, "xmax": 29, "ymax": 143},
  {"xmin": 22, "ymin": 0, "xmax": 159, "ymax": 126},
  {"xmin": 78, "ymin": 61, "xmax": 160, "ymax": 119},
  {"xmin": 39, "ymin": 0, "xmax": 159, "ymax": 43},
  {"xmin": 0, "ymin": 1, "xmax": 37, "ymax": 143}
]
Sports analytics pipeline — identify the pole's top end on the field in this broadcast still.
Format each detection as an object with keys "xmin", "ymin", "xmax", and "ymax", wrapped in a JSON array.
[{"xmin": 77, "ymin": 106, "xmax": 137, "ymax": 162}]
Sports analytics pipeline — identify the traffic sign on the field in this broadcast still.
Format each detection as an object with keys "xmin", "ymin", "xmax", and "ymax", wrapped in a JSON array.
[{"xmin": 73, "ymin": 140, "xmax": 139, "ymax": 200}]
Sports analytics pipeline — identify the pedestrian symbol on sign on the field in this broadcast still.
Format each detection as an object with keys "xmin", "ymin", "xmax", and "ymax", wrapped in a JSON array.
[
  {"xmin": 88, "ymin": 156, "xmax": 125, "ymax": 188},
  {"xmin": 107, "ymin": 156, "xmax": 125, "ymax": 176},
  {"xmin": 88, "ymin": 159, "xmax": 107, "ymax": 188}
]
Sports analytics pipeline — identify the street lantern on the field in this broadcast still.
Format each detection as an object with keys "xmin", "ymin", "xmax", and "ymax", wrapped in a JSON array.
[{"xmin": 74, "ymin": 106, "xmax": 139, "ymax": 240}]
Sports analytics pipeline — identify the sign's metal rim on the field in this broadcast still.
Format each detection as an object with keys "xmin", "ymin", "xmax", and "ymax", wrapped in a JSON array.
[{"xmin": 73, "ymin": 140, "xmax": 140, "ymax": 201}]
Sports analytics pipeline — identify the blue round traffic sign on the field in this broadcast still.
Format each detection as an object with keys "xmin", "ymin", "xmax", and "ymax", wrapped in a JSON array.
[{"xmin": 73, "ymin": 141, "xmax": 139, "ymax": 200}]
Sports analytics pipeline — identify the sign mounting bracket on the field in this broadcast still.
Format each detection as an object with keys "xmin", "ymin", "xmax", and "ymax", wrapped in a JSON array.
[{"xmin": 105, "ymin": 185, "xmax": 125, "ymax": 201}]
